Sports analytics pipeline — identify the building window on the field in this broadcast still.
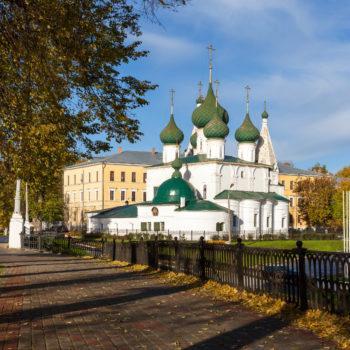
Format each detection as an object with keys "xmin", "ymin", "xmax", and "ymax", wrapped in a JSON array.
[
  {"xmin": 67, "ymin": 176, "xmax": 70, "ymax": 186},
  {"xmin": 131, "ymin": 190, "xmax": 136, "ymax": 202},
  {"xmin": 290, "ymin": 181, "xmax": 294, "ymax": 190},
  {"xmin": 143, "ymin": 191, "xmax": 147, "ymax": 202},
  {"xmin": 80, "ymin": 191, "xmax": 84, "ymax": 202},
  {"xmin": 232, "ymin": 214, "xmax": 237, "ymax": 227},
  {"xmin": 141, "ymin": 222, "xmax": 147, "ymax": 231},
  {"xmin": 110, "ymin": 171, "xmax": 115, "ymax": 181},
  {"xmin": 96, "ymin": 171, "xmax": 99, "ymax": 182},
  {"xmin": 88, "ymin": 191, "xmax": 91, "ymax": 202},
  {"xmin": 121, "ymin": 171, "xmax": 125, "ymax": 182},
  {"xmin": 216, "ymin": 222, "xmax": 224, "ymax": 231},
  {"xmin": 88, "ymin": 172, "xmax": 91, "ymax": 183},
  {"xmin": 290, "ymin": 197, "xmax": 294, "ymax": 207},
  {"xmin": 266, "ymin": 216, "xmax": 270, "ymax": 228},
  {"xmin": 282, "ymin": 217, "xmax": 285, "ymax": 228},
  {"xmin": 143, "ymin": 173, "xmax": 147, "ymax": 183},
  {"xmin": 121, "ymin": 190, "xmax": 126, "ymax": 201},
  {"xmin": 281, "ymin": 180, "xmax": 285, "ymax": 187},
  {"xmin": 241, "ymin": 171, "xmax": 244, "ymax": 178},
  {"xmin": 81, "ymin": 173, "xmax": 84, "ymax": 183},
  {"xmin": 109, "ymin": 189, "xmax": 115, "ymax": 201},
  {"xmin": 132, "ymin": 172, "xmax": 136, "ymax": 182},
  {"xmin": 203, "ymin": 185, "xmax": 207, "ymax": 199},
  {"xmin": 254, "ymin": 213, "xmax": 258, "ymax": 227},
  {"xmin": 74, "ymin": 175, "xmax": 76, "ymax": 185},
  {"xmin": 95, "ymin": 189, "xmax": 99, "ymax": 201}
]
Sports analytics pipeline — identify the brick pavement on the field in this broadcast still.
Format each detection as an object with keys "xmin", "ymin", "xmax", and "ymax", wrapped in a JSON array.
[{"xmin": 0, "ymin": 245, "xmax": 337, "ymax": 350}]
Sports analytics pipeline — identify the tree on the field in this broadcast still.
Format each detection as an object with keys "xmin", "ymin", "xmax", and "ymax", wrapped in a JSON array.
[
  {"xmin": 310, "ymin": 162, "xmax": 328, "ymax": 174},
  {"xmin": 0, "ymin": 0, "xmax": 186, "ymax": 227},
  {"xmin": 336, "ymin": 166, "xmax": 350, "ymax": 178},
  {"xmin": 295, "ymin": 176, "xmax": 336, "ymax": 228}
]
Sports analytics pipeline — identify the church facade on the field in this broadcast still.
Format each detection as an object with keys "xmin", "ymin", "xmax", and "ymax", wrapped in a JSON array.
[{"xmin": 88, "ymin": 62, "xmax": 289, "ymax": 239}]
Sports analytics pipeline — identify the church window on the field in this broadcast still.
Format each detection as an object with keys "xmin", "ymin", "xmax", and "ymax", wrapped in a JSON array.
[
  {"xmin": 220, "ymin": 147, "xmax": 223, "ymax": 158},
  {"xmin": 160, "ymin": 222, "xmax": 165, "ymax": 231},
  {"xmin": 254, "ymin": 213, "xmax": 258, "ymax": 227},
  {"xmin": 141, "ymin": 222, "xmax": 147, "ymax": 231},
  {"xmin": 203, "ymin": 185, "xmax": 207, "ymax": 199},
  {"xmin": 109, "ymin": 189, "xmax": 115, "ymax": 201},
  {"xmin": 266, "ymin": 216, "xmax": 270, "ymax": 228},
  {"xmin": 110, "ymin": 171, "xmax": 115, "ymax": 181},
  {"xmin": 216, "ymin": 222, "xmax": 224, "ymax": 232},
  {"xmin": 282, "ymin": 217, "xmax": 285, "ymax": 228},
  {"xmin": 154, "ymin": 222, "xmax": 160, "ymax": 231},
  {"xmin": 232, "ymin": 214, "xmax": 237, "ymax": 227},
  {"xmin": 200, "ymin": 140, "xmax": 202, "ymax": 151},
  {"xmin": 241, "ymin": 171, "xmax": 244, "ymax": 178}
]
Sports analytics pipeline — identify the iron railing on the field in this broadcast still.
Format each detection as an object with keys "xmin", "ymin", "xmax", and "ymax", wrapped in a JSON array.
[{"xmin": 21, "ymin": 233, "xmax": 350, "ymax": 315}]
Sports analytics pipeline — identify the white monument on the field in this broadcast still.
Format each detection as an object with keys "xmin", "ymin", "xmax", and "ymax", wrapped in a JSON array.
[
  {"xmin": 24, "ymin": 182, "xmax": 32, "ymax": 234},
  {"xmin": 8, "ymin": 179, "xmax": 24, "ymax": 248}
]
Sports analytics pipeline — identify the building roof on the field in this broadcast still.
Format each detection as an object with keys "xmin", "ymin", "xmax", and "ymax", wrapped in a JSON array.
[
  {"xmin": 215, "ymin": 190, "xmax": 289, "ymax": 202},
  {"xmin": 150, "ymin": 154, "xmax": 269, "ymax": 168},
  {"xmin": 92, "ymin": 205, "xmax": 138, "ymax": 219},
  {"xmin": 175, "ymin": 200, "xmax": 229, "ymax": 212},
  {"xmin": 278, "ymin": 162, "xmax": 319, "ymax": 176},
  {"xmin": 203, "ymin": 111, "xmax": 229, "ymax": 139},
  {"xmin": 65, "ymin": 151, "xmax": 163, "ymax": 169}
]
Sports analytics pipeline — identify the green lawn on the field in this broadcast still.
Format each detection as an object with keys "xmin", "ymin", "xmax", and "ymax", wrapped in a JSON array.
[{"xmin": 243, "ymin": 240, "xmax": 344, "ymax": 252}]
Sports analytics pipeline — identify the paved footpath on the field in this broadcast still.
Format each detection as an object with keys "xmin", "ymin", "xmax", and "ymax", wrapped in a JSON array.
[{"xmin": 0, "ymin": 246, "xmax": 337, "ymax": 350}]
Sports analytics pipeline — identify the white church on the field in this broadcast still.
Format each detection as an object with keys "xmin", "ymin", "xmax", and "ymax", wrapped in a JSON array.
[{"xmin": 88, "ymin": 54, "xmax": 289, "ymax": 239}]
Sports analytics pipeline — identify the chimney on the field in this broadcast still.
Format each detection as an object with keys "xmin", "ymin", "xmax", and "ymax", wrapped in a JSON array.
[
  {"xmin": 150, "ymin": 147, "xmax": 156, "ymax": 155},
  {"xmin": 118, "ymin": 147, "xmax": 123, "ymax": 154}
]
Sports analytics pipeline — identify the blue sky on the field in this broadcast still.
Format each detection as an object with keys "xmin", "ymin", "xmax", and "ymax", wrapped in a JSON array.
[{"xmin": 108, "ymin": 0, "xmax": 350, "ymax": 173}]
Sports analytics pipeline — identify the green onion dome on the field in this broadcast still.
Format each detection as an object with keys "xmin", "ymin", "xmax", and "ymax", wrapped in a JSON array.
[
  {"xmin": 160, "ymin": 115, "xmax": 184, "ymax": 145},
  {"xmin": 217, "ymin": 101, "xmax": 229, "ymax": 124},
  {"xmin": 203, "ymin": 111, "xmax": 229, "ymax": 139},
  {"xmin": 152, "ymin": 158, "xmax": 197, "ymax": 205},
  {"xmin": 235, "ymin": 113, "xmax": 260, "ymax": 143},
  {"xmin": 262, "ymin": 110, "xmax": 269, "ymax": 119},
  {"xmin": 196, "ymin": 96, "xmax": 204, "ymax": 104},
  {"xmin": 190, "ymin": 132, "xmax": 198, "ymax": 148},
  {"xmin": 192, "ymin": 84, "xmax": 229, "ymax": 128}
]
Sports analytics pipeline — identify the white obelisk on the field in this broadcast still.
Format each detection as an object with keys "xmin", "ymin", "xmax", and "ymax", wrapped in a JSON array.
[
  {"xmin": 8, "ymin": 179, "xmax": 24, "ymax": 248},
  {"xmin": 24, "ymin": 182, "xmax": 31, "ymax": 234}
]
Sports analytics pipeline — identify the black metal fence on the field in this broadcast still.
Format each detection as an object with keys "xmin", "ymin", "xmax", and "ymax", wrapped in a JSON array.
[{"xmin": 22, "ymin": 234, "xmax": 350, "ymax": 316}]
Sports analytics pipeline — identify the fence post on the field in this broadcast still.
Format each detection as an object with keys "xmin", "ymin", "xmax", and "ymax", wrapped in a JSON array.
[
  {"xmin": 153, "ymin": 235, "xmax": 159, "ymax": 269},
  {"xmin": 68, "ymin": 236, "xmax": 71, "ymax": 249},
  {"xmin": 236, "ymin": 238, "xmax": 244, "ymax": 289},
  {"xmin": 38, "ymin": 235, "xmax": 42, "ymax": 251},
  {"xmin": 174, "ymin": 237, "xmax": 180, "ymax": 272},
  {"xmin": 296, "ymin": 240, "xmax": 308, "ymax": 311},
  {"xmin": 112, "ymin": 238, "xmax": 116, "ymax": 261},
  {"xmin": 199, "ymin": 236, "xmax": 206, "ymax": 281}
]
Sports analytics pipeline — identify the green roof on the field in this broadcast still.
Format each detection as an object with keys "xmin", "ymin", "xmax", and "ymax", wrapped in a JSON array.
[
  {"xmin": 160, "ymin": 115, "xmax": 184, "ymax": 145},
  {"xmin": 235, "ymin": 113, "xmax": 260, "ymax": 143},
  {"xmin": 150, "ymin": 154, "xmax": 269, "ymax": 167},
  {"xmin": 262, "ymin": 110, "xmax": 269, "ymax": 119},
  {"xmin": 192, "ymin": 84, "xmax": 229, "ymax": 128},
  {"xmin": 92, "ymin": 205, "xmax": 138, "ymax": 219},
  {"xmin": 190, "ymin": 132, "xmax": 197, "ymax": 148},
  {"xmin": 175, "ymin": 200, "xmax": 229, "ymax": 212},
  {"xmin": 215, "ymin": 190, "xmax": 289, "ymax": 202},
  {"xmin": 203, "ymin": 111, "xmax": 229, "ymax": 139}
]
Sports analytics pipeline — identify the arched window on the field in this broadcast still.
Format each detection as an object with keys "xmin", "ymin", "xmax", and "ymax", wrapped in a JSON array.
[
  {"xmin": 240, "ymin": 171, "xmax": 244, "ymax": 178},
  {"xmin": 203, "ymin": 185, "xmax": 207, "ymax": 199}
]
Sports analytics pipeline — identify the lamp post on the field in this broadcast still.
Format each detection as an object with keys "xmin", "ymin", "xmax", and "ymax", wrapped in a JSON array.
[{"xmin": 227, "ymin": 183, "xmax": 234, "ymax": 243}]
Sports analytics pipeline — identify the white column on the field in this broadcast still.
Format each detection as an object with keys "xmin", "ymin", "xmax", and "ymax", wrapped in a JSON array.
[
  {"xmin": 237, "ymin": 142, "xmax": 256, "ymax": 162},
  {"xmin": 9, "ymin": 179, "xmax": 24, "ymax": 249},
  {"xmin": 24, "ymin": 182, "xmax": 31, "ymax": 234}
]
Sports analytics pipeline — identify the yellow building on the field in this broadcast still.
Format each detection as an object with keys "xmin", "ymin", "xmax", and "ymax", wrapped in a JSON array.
[
  {"xmin": 278, "ymin": 162, "xmax": 318, "ymax": 229},
  {"xmin": 63, "ymin": 149, "xmax": 162, "ymax": 229}
]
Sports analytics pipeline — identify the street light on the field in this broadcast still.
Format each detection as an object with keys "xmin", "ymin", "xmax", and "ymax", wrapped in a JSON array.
[{"xmin": 227, "ymin": 183, "xmax": 234, "ymax": 244}]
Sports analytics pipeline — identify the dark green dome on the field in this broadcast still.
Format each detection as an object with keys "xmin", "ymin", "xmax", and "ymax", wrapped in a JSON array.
[
  {"xmin": 196, "ymin": 96, "xmax": 204, "ymax": 104},
  {"xmin": 160, "ymin": 115, "xmax": 184, "ymax": 145},
  {"xmin": 152, "ymin": 159, "xmax": 196, "ymax": 205},
  {"xmin": 262, "ymin": 110, "xmax": 269, "ymax": 119},
  {"xmin": 192, "ymin": 84, "xmax": 229, "ymax": 128},
  {"xmin": 190, "ymin": 132, "xmax": 197, "ymax": 148},
  {"xmin": 235, "ymin": 113, "xmax": 260, "ymax": 143},
  {"xmin": 203, "ymin": 111, "xmax": 229, "ymax": 139}
]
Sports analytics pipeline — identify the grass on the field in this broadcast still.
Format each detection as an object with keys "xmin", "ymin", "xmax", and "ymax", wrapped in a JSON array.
[{"xmin": 243, "ymin": 240, "xmax": 343, "ymax": 252}]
